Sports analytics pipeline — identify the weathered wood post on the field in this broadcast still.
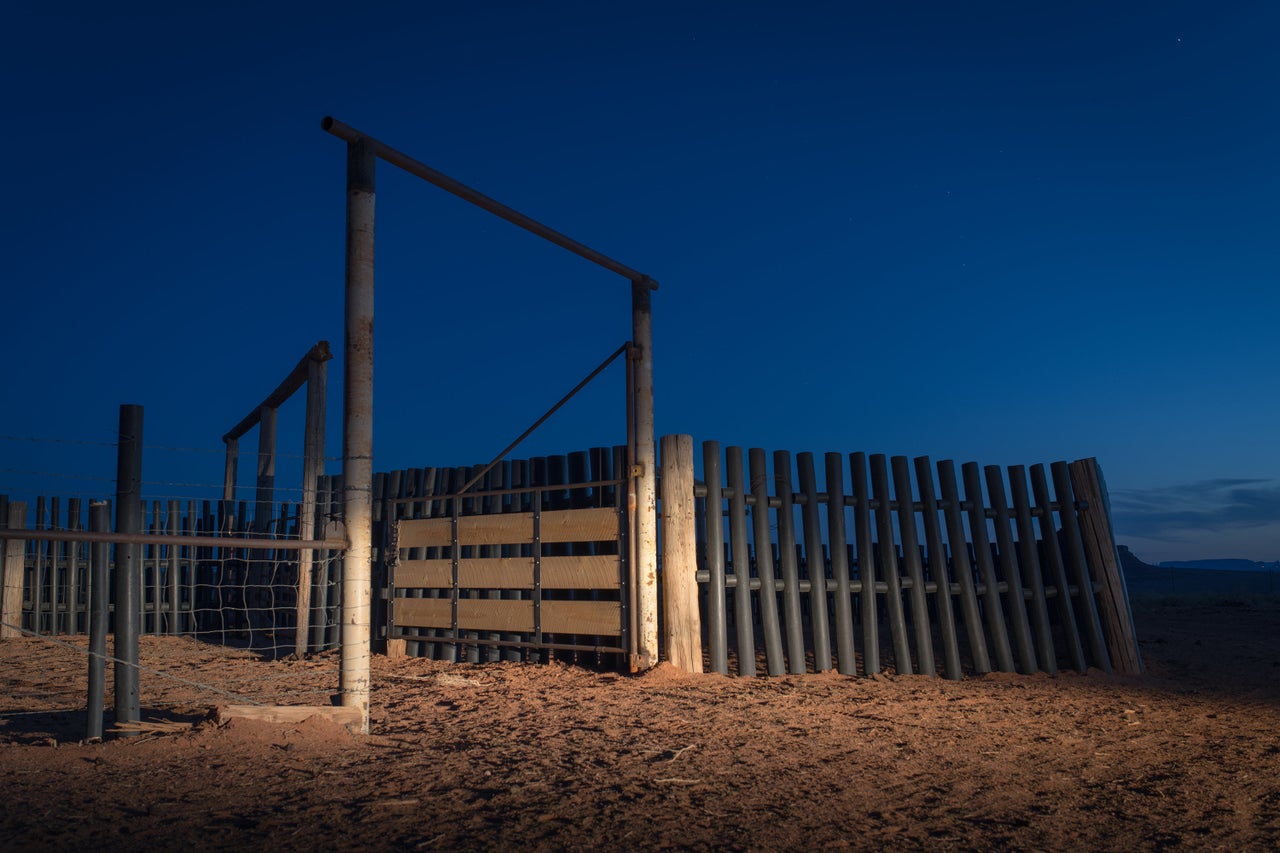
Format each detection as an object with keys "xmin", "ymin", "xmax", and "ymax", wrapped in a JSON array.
[
  {"xmin": 342, "ymin": 136, "xmax": 376, "ymax": 733},
  {"xmin": 1070, "ymin": 458, "xmax": 1143, "ymax": 675},
  {"xmin": 660, "ymin": 435, "xmax": 702, "ymax": 672},
  {"xmin": 114, "ymin": 404, "xmax": 143, "ymax": 730},
  {"xmin": 295, "ymin": 351, "xmax": 328, "ymax": 655},
  {"xmin": 631, "ymin": 279, "xmax": 659, "ymax": 670},
  {"xmin": 1, "ymin": 501, "xmax": 26, "ymax": 638}
]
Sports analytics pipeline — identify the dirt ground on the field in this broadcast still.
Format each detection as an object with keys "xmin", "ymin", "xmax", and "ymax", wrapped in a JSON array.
[{"xmin": 2, "ymin": 599, "xmax": 1278, "ymax": 851}]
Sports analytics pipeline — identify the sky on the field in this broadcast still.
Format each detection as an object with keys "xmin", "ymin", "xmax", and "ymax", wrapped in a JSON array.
[{"xmin": 2, "ymin": 1, "xmax": 1278, "ymax": 564}]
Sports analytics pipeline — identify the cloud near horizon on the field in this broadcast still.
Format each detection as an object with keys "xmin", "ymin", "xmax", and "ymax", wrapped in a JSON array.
[{"xmin": 1109, "ymin": 478, "xmax": 1280, "ymax": 545}]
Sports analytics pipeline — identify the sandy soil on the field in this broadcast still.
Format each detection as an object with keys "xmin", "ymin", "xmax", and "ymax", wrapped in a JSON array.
[{"xmin": 2, "ymin": 599, "xmax": 1278, "ymax": 851}]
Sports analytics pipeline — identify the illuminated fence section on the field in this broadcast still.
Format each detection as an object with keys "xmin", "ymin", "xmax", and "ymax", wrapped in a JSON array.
[
  {"xmin": 0, "ymin": 493, "xmax": 345, "ymax": 659},
  {"xmin": 691, "ymin": 445, "xmax": 1142, "ymax": 680}
]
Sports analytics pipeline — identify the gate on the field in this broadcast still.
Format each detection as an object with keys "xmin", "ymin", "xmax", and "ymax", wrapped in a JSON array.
[{"xmin": 387, "ymin": 478, "xmax": 631, "ymax": 659}]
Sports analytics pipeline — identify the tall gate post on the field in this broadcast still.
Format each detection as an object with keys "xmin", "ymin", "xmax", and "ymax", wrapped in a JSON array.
[
  {"xmin": 632, "ymin": 280, "xmax": 659, "ymax": 669},
  {"xmin": 341, "ymin": 137, "xmax": 376, "ymax": 733}
]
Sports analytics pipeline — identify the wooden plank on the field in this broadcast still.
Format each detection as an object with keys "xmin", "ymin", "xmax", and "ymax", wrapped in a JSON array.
[
  {"xmin": 1, "ymin": 502, "xmax": 26, "ymax": 638},
  {"xmin": 392, "ymin": 595, "xmax": 621, "ymax": 637},
  {"xmin": 395, "ymin": 555, "xmax": 620, "ymax": 591},
  {"xmin": 216, "ymin": 704, "xmax": 363, "ymax": 729},
  {"xmin": 542, "ymin": 599, "xmax": 622, "ymax": 636},
  {"xmin": 397, "ymin": 508, "xmax": 620, "ymax": 550},
  {"xmin": 538, "ymin": 508, "xmax": 620, "ymax": 543},
  {"xmin": 392, "ymin": 596, "xmax": 453, "ymax": 629},
  {"xmin": 542, "ymin": 555, "xmax": 621, "ymax": 590}
]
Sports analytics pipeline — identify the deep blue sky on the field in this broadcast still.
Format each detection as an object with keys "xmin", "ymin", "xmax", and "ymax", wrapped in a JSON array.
[{"xmin": 3, "ymin": 2, "xmax": 1277, "ymax": 563}]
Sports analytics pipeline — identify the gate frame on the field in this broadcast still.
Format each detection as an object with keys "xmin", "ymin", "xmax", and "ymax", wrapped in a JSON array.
[{"xmin": 324, "ymin": 118, "xmax": 661, "ymax": 730}]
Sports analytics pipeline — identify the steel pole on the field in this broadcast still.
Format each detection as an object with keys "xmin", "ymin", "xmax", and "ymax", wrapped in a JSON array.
[
  {"xmin": 341, "ymin": 137, "xmax": 375, "ymax": 733},
  {"xmin": 113, "ymin": 404, "xmax": 143, "ymax": 731},
  {"xmin": 86, "ymin": 501, "xmax": 110, "ymax": 741}
]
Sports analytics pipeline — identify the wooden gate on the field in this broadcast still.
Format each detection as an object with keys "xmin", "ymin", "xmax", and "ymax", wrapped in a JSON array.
[{"xmin": 388, "ymin": 487, "xmax": 630, "ymax": 658}]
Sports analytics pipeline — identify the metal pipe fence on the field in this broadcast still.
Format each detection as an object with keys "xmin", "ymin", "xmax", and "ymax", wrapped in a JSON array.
[{"xmin": 689, "ymin": 444, "xmax": 1142, "ymax": 680}]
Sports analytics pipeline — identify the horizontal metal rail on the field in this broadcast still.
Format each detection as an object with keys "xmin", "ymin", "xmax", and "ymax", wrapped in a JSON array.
[
  {"xmin": 222, "ymin": 341, "xmax": 332, "ymax": 443},
  {"xmin": 692, "ymin": 482, "xmax": 1080, "ymax": 516},
  {"xmin": 385, "ymin": 477, "xmax": 628, "ymax": 506},
  {"xmin": 0, "ymin": 529, "xmax": 346, "ymax": 549},
  {"xmin": 321, "ymin": 117, "xmax": 657, "ymax": 290}
]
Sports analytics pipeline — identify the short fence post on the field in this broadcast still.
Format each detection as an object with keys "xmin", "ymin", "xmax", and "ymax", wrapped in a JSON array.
[
  {"xmin": 1069, "ymin": 458, "xmax": 1143, "ymax": 675},
  {"xmin": 1, "ymin": 502, "xmax": 26, "ymax": 638},
  {"xmin": 114, "ymin": 404, "xmax": 144, "ymax": 730},
  {"xmin": 660, "ymin": 435, "xmax": 702, "ymax": 673},
  {"xmin": 86, "ymin": 501, "xmax": 110, "ymax": 741}
]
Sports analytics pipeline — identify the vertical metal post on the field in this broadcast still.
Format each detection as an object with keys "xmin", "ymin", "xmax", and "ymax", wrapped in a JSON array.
[
  {"xmin": 86, "ymin": 501, "xmax": 110, "ymax": 741},
  {"xmin": 630, "ymin": 281, "xmax": 658, "ymax": 670},
  {"xmin": 296, "ymin": 354, "xmax": 326, "ymax": 655},
  {"xmin": 341, "ymin": 137, "xmax": 375, "ymax": 733},
  {"xmin": 254, "ymin": 406, "xmax": 278, "ymax": 532},
  {"xmin": 222, "ymin": 438, "xmax": 239, "ymax": 503},
  {"xmin": 113, "ymin": 404, "xmax": 143, "ymax": 731}
]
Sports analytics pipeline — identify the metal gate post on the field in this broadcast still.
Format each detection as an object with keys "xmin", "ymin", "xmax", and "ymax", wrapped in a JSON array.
[
  {"xmin": 631, "ymin": 280, "xmax": 659, "ymax": 670},
  {"xmin": 341, "ymin": 137, "xmax": 375, "ymax": 733}
]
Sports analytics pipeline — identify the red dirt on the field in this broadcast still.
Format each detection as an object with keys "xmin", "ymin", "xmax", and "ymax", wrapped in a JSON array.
[{"xmin": 2, "ymin": 600, "xmax": 1278, "ymax": 851}]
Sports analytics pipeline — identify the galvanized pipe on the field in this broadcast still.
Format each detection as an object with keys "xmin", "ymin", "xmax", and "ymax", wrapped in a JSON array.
[
  {"xmin": 724, "ymin": 448, "xmax": 756, "ymax": 676},
  {"xmin": 701, "ymin": 442, "xmax": 728, "ymax": 674},
  {"xmin": 796, "ymin": 453, "xmax": 832, "ymax": 672},
  {"xmin": 86, "ymin": 501, "xmax": 110, "ymax": 741},
  {"xmin": 321, "ymin": 118, "xmax": 656, "ymax": 289},
  {"xmin": 892, "ymin": 456, "xmax": 935, "ymax": 677},
  {"xmin": 868, "ymin": 455, "xmax": 910, "ymax": 673},
  {"xmin": 825, "ymin": 453, "xmax": 857, "ymax": 676},
  {"xmin": 113, "ymin": 404, "xmax": 143, "ymax": 730},
  {"xmin": 773, "ymin": 450, "xmax": 805, "ymax": 674},
  {"xmin": 849, "ymin": 453, "xmax": 880, "ymax": 676},
  {"xmin": 748, "ymin": 449, "xmax": 785, "ymax": 675}
]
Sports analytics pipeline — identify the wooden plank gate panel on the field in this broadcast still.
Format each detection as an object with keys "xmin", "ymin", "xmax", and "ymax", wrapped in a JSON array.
[{"xmin": 389, "ymin": 503, "xmax": 627, "ymax": 656}]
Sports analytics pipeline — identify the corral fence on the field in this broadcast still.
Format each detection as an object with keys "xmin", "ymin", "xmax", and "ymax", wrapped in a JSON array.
[
  {"xmin": 4, "ymin": 440, "xmax": 1140, "ymax": 682},
  {"xmin": 683, "ymin": 442, "xmax": 1141, "ymax": 679},
  {"xmin": 0, "ymin": 492, "xmax": 345, "ymax": 655}
]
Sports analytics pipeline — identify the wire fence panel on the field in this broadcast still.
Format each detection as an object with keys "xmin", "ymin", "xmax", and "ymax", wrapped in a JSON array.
[{"xmin": 1, "ymin": 494, "xmax": 345, "ymax": 660}]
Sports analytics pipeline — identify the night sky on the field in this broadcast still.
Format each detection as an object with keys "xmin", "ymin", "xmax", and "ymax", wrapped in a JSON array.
[{"xmin": 3, "ymin": 2, "xmax": 1277, "ymax": 564}]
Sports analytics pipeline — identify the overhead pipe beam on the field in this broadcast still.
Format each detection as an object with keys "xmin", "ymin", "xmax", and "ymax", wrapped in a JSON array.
[{"xmin": 321, "ymin": 117, "xmax": 657, "ymax": 291}]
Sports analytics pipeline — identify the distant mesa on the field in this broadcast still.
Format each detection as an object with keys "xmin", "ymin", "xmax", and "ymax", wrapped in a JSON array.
[{"xmin": 1118, "ymin": 545, "xmax": 1277, "ymax": 574}]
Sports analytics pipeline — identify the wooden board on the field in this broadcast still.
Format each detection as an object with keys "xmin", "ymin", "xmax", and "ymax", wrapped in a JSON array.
[
  {"xmin": 392, "ymin": 596, "xmax": 621, "ymax": 636},
  {"xmin": 216, "ymin": 704, "xmax": 364, "ymax": 729},
  {"xmin": 396, "ymin": 507, "xmax": 619, "ymax": 549},
  {"xmin": 395, "ymin": 554, "xmax": 621, "ymax": 591}
]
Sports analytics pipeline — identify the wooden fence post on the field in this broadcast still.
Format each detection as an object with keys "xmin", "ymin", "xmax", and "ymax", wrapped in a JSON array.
[
  {"xmin": 2, "ymin": 502, "xmax": 27, "ymax": 638},
  {"xmin": 660, "ymin": 435, "xmax": 702, "ymax": 673},
  {"xmin": 1069, "ymin": 458, "xmax": 1144, "ymax": 675}
]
